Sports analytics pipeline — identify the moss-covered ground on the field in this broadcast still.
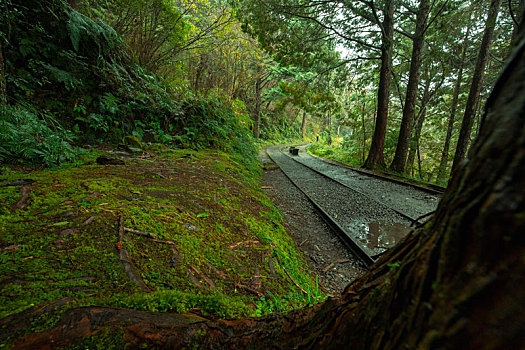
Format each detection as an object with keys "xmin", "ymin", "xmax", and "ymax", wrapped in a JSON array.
[{"xmin": 0, "ymin": 148, "xmax": 322, "ymax": 345}]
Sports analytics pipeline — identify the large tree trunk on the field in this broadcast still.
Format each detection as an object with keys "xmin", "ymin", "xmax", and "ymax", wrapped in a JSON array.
[
  {"xmin": 389, "ymin": 0, "xmax": 430, "ymax": 173},
  {"xmin": 436, "ymin": 22, "xmax": 471, "ymax": 183},
  {"xmin": 363, "ymin": 0, "xmax": 394, "ymax": 170},
  {"xmin": 451, "ymin": 0, "xmax": 502, "ymax": 173},
  {"xmin": 5, "ymin": 16, "xmax": 525, "ymax": 350}
]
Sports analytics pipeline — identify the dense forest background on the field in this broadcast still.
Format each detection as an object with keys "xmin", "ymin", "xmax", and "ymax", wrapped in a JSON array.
[
  {"xmin": 0, "ymin": 0, "xmax": 521, "ymax": 182},
  {"xmin": 1, "ymin": 1, "xmax": 524, "ymax": 348}
]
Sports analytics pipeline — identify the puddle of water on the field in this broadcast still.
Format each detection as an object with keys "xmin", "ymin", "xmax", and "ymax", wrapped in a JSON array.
[{"xmin": 349, "ymin": 220, "xmax": 411, "ymax": 254}]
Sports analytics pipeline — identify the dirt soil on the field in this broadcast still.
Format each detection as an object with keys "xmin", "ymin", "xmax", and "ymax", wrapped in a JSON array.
[{"xmin": 258, "ymin": 148, "xmax": 367, "ymax": 296}]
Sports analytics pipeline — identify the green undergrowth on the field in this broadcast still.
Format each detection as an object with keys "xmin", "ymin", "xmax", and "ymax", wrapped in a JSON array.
[{"xmin": 0, "ymin": 148, "xmax": 323, "ymax": 342}]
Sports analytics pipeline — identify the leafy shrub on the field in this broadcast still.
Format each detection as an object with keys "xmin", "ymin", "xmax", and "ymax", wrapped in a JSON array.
[
  {"xmin": 175, "ymin": 97, "xmax": 257, "ymax": 167},
  {"xmin": 0, "ymin": 105, "xmax": 77, "ymax": 166}
]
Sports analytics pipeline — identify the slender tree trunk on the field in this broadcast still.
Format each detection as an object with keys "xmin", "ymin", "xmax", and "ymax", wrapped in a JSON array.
[
  {"xmin": 363, "ymin": 0, "xmax": 394, "ymax": 170},
  {"xmin": 390, "ymin": 0, "xmax": 430, "ymax": 173},
  {"xmin": 301, "ymin": 110, "xmax": 307, "ymax": 140},
  {"xmin": 0, "ymin": 41, "xmax": 6, "ymax": 104},
  {"xmin": 11, "ymin": 30, "xmax": 525, "ymax": 349},
  {"xmin": 361, "ymin": 99, "xmax": 367, "ymax": 163},
  {"xmin": 436, "ymin": 24, "xmax": 471, "ymax": 183},
  {"xmin": 327, "ymin": 111, "xmax": 332, "ymax": 145},
  {"xmin": 406, "ymin": 73, "xmax": 432, "ymax": 176},
  {"xmin": 452, "ymin": 0, "xmax": 502, "ymax": 173},
  {"xmin": 253, "ymin": 75, "xmax": 262, "ymax": 138},
  {"xmin": 406, "ymin": 107, "xmax": 426, "ymax": 177}
]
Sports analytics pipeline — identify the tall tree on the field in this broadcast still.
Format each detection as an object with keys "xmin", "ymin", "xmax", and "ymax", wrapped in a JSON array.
[
  {"xmin": 0, "ymin": 0, "xmax": 9, "ymax": 104},
  {"xmin": 451, "ymin": 0, "xmax": 503, "ymax": 173},
  {"xmin": 11, "ymin": 19, "xmax": 525, "ymax": 348},
  {"xmin": 0, "ymin": 42, "xmax": 6, "ymax": 104},
  {"xmin": 436, "ymin": 18, "xmax": 472, "ymax": 183},
  {"xmin": 363, "ymin": 0, "xmax": 395, "ymax": 169},
  {"xmin": 389, "ymin": 0, "xmax": 431, "ymax": 173}
]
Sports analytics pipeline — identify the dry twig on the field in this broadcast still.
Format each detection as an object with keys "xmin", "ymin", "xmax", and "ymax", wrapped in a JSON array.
[
  {"xmin": 283, "ymin": 267, "xmax": 307, "ymax": 294},
  {"xmin": 123, "ymin": 227, "xmax": 156, "ymax": 239}
]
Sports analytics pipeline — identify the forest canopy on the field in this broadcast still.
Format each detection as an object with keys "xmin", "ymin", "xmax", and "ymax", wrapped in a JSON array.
[{"xmin": 0, "ymin": 0, "xmax": 521, "ymax": 178}]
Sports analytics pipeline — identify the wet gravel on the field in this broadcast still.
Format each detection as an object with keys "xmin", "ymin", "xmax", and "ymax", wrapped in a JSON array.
[
  {"xmin": 259, "ymin": 149, "xmax": 366, "ymax": 296},
  {"xmin": 266, "ymin": 146, "xmax": 412, "ymax": 256},
  {"xmin": 259, "ymin": 144, "xmax": 443, "ymax": 296}
]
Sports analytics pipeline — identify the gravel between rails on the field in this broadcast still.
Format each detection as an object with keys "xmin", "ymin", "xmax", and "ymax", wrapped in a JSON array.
[
  {"xmin": 266, "ymin": 145, "xmax": 413, "ymax": 257},
  {"xmin": 293, "ymin": 144, "xmax": 440, "ymax": 220}
]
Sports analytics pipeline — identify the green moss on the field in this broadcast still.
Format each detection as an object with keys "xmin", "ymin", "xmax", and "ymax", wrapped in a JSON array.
[{"xmin": 0, "ymin": 148, "xmax": 322, "ymax": 340}]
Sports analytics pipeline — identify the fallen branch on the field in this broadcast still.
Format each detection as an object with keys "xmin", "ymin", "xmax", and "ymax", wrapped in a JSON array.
[
  {"xmin": 151, "ymin": 239, "xmax": 175, "ymax": 245},
  {"xmin": 0, "ymin": 244, "xmax": 21, "ymax": 253},
  {"xmin": 283, "ymin": 267, "xmax": 307, "ymax": 295},
  {"xmin": 205, "ymin": 261, "xmax": 226, "ymax": 280},
  {"xmin": 118, "ymin": 215, "xmax": 148, "ymax": 292},
  {"xmin": 16, "ymin": 187, "xmax": 31, "ymax": 209},
  {"xmin": 123, "ymin": 227, "xmax": 156, "ymax": 239},
  {"xmin": 323, "ymin": 263, "xmax": 335, "ymax": 274},
  {"xmin": 251, "ymin": 268, "xmax": 262, "ymax": 290},
  {"xmin": 187, "ymin": 268, "xmax": 204, "ymax": 288},
  {"xmin": 235, "ymin": 282, "xmax": 263, "ymax": 297},
  {"xmin": 228, "ymin": 240, "xmax": 260, "ymax": 249},
  {"xmin": 268, "ymin": 256, "xmax": 276, "ymax": 274},
  {"xmin": 83, "ymin": 216, "xmax": 96, "ymax": 226},
  {"xmin": 188, "ymin": 264, "xmax": 218, "ymax": 290},
  {"xmin": 299, "ymin": 239, "xmax": 308, "ymax": 247}
]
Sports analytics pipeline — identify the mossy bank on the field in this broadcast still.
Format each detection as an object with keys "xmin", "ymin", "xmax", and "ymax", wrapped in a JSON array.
[{"xmin": 0, "ymin": 148, "xmax": 323, "ymax": 347}]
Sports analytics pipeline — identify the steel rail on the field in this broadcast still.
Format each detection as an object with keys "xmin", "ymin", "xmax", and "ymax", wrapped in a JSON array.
[
  {"xmin": 302, "ymin": 144, "xmax": 445, "ymax": 195},
  {"xmin": 266, "ymin": 146, "xmax": 377, "ymax": 267}
]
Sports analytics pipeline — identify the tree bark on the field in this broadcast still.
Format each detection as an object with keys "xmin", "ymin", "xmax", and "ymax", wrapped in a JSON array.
[
  {"xmin": 361, "ymin": 97, "xmax": 367, "ymax": 163},
  {"xmin": 0, "ymin": 41, "xmax": 6, "ymax": 104},
  {"xmin": 389, "ymin": 0, "xmax": 430, "ymax": 173},
  {"xmin": 406, "ymin": 71, "xmax": 433, "ymax": 177},
  {"xmin": 363, "ymin": 0, "xmax": 394, "ymax": 170},
  {"xmin": 451, "ymin": 0, "xmax": 502, "ymax": 173},
  {"xmin": 327, "ymin": 111, "xmax": 332, "ymax": 145},
  {"xmin": 406, "ymin": 104, "xmax": 426, "ymax": 177},
  {"xmin": 301, "ymin": 110, "xmax": 307, "ymax": 140},
  {"xmin": 253, "ymin": 75, "xmax": 263, "ymax": 138},
  {"xmin": 436, "ymin": 22, "xmax": 471, "ymax": 183}
]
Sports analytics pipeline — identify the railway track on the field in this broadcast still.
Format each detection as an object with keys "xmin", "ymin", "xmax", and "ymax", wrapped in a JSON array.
[{"xmin": 266, "ymin": 145, "xmax": 442, "ymax": 267}]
